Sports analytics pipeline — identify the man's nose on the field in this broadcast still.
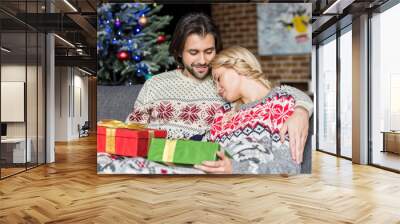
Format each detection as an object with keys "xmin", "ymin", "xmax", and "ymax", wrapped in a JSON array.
[{"xmin": 198, "ymin": 53, "xmax": 206, "ymax": 64}]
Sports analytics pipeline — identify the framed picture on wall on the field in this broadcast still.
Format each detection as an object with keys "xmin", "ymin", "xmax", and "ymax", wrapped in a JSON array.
[
  {"xmin": 1, "ymin": 81, "xmax": 25, "ymax": 122},
  {"xmin": 257, "ymin": 3, "xmax": 312, "ymax": 55}
]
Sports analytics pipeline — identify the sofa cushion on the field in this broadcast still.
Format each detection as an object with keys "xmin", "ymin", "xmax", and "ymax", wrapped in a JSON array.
[{"xmin": 97, "ymin": 85, "xmax": 143, "ymax": 122}]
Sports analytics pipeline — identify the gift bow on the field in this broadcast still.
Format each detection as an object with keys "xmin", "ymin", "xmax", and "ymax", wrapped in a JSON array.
[{"xmin": 98, "ymin": 119, "xmax": 147, "ymax": 129}]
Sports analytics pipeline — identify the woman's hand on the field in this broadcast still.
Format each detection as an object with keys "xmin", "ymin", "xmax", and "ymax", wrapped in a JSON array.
[
  {"xmin": 279, "ymin": 107, "xmax": 309, "ymax": 164},
  {"xmin": 194, "ymin": 151, "xmax": 233, "ymax": 174}
]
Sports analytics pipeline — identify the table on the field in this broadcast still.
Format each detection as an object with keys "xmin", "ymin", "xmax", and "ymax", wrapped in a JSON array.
[
  {"xmin": 381, "ymin": 131, "xmax": 400, "ymax": 154},
  {"xmin": 1, "ymin": 138, "xmax": 32, "ymax": 163}
]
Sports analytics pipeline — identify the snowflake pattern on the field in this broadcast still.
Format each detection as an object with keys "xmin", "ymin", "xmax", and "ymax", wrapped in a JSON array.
[
  {"xmin": 205, "ymin": 104, "xmax": 220, "ymax": 125},
  {"xmin": 210, "ymin": 88, "xmax": 296, "ymax": 146},
  {"xmin": 155, "ymin": 102, "xmax": 175, "ymax": 121},
  {"xmin": 179, "ymin": 104, "xmax": 201, "ymax": 124},
  {"xmin": 128, "ymin": 109, "xmax": 145, "ymax": 122}
]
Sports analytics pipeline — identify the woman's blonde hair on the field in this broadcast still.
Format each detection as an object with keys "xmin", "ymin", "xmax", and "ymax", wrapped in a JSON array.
[{"xmin": 210, "ymin": 46, "xmax": 271, "ymax": 89}]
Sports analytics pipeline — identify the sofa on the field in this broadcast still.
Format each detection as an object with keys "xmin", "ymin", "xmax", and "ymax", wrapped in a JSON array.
[{"xmin": 97, "ymin": 85, "xmax": 313, "ymax": 173}]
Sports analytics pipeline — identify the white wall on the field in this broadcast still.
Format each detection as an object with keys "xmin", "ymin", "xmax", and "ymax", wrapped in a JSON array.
[
  {"xmin": 1, "ymin": 63, "xmax": 46, "ymax": 164},
  {"xmin": 1, "ymin": 65, "xmax": 26, "ymax": 139},
  {"xmin": 72, "ymin": 72, "xmax": 89, "ymax": 138},
  {"xmin": 54, "ymin": 67, "xmax": 89, "ymax": 141},
  {"xmin": 1, "ymin": 65, "xmax": 39, "ymax": 137},
  {"xmin": 55, "ymin": 66, "xmax": 69, "ymax": 141}
]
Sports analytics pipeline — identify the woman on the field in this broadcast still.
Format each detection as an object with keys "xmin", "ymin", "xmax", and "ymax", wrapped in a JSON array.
[{"xmin": 195, "ymin": 46, "xmax": 313, "ymax": 174}]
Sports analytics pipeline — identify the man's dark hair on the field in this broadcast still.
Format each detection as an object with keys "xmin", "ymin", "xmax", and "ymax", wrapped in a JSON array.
[{"xmin": 169, "ymin": 13, "xmax": 223, "ymax": 66}]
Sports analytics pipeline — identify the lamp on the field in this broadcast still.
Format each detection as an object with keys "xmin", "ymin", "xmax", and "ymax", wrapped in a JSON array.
[
  {"xmin": 54, "ymin": 34, "xmax": 75, "ymax": 48},
  {"xmin": 63, "ymin": 0, "xmax": 78, "ymax": 12},
  {"xmin": 1, "ymin": 47, "xmax": 11, "ymax": 53}
]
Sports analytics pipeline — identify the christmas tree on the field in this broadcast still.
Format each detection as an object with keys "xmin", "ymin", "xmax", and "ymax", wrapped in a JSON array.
[{"xmin": 97, "ymin": 3, "xmax": 174, "ymax": 85}]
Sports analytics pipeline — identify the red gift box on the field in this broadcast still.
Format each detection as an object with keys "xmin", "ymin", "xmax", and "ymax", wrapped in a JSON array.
[{"xmin": 97, "ymin": 120, "xmax": 167, "ymax": 157}]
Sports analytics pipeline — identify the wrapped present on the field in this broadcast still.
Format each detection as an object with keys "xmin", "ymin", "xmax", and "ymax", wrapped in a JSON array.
[
  {"xmin": 97, "ymin": 120, "xmax": 167, "ymax": 157},
  {"xmin": 147, "ymin": 138, "xmax": 220, "ymax": 165}
]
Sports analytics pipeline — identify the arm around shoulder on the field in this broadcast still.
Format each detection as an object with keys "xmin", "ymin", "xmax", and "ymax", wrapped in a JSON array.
[{"xmin": 281, "ymin": 85, "xmax": 313, "ymax": 118}]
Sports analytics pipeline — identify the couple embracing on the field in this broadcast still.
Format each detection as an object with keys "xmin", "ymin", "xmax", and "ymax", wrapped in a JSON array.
[{"xmin": 123, "ymin": 13, "xmax": 313, "ymax": 175}]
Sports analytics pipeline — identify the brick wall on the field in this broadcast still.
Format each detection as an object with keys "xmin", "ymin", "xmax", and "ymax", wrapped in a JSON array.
[{"xmin": 211, "ymin": 4, "xmax": 311, "ymax": 91}]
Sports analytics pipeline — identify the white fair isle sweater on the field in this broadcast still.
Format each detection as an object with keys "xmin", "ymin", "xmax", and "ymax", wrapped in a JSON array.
[
  {"xmin": 126, "ymin": 69, "xmax": 225, "ymax": 139},
  {"xmin": 126, "ymin": 69, "xmax": 314, "ymax": 140}
]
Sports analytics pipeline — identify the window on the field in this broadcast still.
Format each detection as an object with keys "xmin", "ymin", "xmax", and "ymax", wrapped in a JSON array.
[
  {"xmin": 317, "ymin": 36, "xmax": 337, "ymax": 154},
  {"xmin": 370, "ymin": 2, "xmax": 400, "ymax": 171},
  {"xmin": 339, "ymin": 27, "xmax": 352, "ymax": 158}
]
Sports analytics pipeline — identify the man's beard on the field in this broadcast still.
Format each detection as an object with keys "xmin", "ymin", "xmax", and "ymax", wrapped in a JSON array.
[{"xmin": 183, "ymin": 62, "xmax": 211, "ymax": 80}]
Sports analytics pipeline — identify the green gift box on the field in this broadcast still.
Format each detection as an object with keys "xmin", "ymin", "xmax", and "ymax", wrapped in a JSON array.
[{"xmin": 147, "ymin": 138, "xmax": 220, "ymax": 165}]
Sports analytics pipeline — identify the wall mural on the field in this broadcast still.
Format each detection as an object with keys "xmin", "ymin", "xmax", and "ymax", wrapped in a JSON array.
[{"xmin": 257, "ymin": 3, "xmax": 312, "ymax": 55}]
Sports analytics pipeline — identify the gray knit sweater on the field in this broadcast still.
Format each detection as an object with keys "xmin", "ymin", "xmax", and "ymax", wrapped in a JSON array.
[{"xmin": 210, "ymin": 86, "xmax": 313, "ymax": 175}]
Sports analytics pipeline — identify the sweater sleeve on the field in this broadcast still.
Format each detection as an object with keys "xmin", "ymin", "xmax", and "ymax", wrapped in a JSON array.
[
  {"xmin": 230, "ymin": 140, "xmax": 300, "ymax": 175},
  {"xmin": 229, "ymin": 90, "xmax": 300, "ymax": 175},
  {"xmin": 280, "ymin": 85, "xmax": 313, "ymax": 118},
  {"xmin": 125, "ymin": 79, "xmax": 152, "ymax": 124}
]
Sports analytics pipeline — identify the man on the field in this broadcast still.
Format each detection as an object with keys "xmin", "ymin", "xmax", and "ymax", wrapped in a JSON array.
[{"xmin": 126, "ymin": 13, "xmax": 312, "ymax": 166}]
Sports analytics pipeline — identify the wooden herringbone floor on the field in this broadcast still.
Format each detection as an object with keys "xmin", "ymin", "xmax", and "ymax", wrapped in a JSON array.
[{"xmin": 0, "ymin": 136, "xmax": 400, "ymax": 224}]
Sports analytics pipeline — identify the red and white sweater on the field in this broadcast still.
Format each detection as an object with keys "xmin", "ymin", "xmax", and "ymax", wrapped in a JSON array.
[{"xmin": 210, "ymin": 86, "xmax": 309, "ymax": 174}]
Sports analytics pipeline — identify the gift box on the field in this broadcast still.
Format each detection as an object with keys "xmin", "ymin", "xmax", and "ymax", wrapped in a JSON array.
[
  {"xmin": 147, "ymin": 138, "xmax": 220, "ymax": 165},
  {"xmin": 97, "ymin": 120, "xmax": 167, "ymax": 157}
]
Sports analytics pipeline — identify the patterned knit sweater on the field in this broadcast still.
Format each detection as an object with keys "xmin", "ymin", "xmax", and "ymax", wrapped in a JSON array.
[
  {"xmin": 210, "ymin": 86, "xmax": 311, "ymax": 174},
  {"xmin": 126, "ymin": 69, "xmax": 314, "ymax": 141},
  {"xmin": 126, "ymin": 70, "xmax": 225, "ymax": 139}
]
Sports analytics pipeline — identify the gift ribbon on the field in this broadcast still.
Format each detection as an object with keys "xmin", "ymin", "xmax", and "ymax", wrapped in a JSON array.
[
  {"xmin": 148, "ymin": 130, "xmax": 154, "ymax": 150},
  {"xmin": 98, "ymin": 119, "xmax": 147, "ymax": 129},
  {"xmin": 105, "ymin": 128, "xmax": 116, "ymax": 154},
  {"xmin": 162, "ymin": 139, "xmax": 177, "ymax": 162}
]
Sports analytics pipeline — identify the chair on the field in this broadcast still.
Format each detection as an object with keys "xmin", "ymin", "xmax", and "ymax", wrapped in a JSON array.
[{"xmin": 78, "ymin": 121, "xmax": 90, "ymax": 138}]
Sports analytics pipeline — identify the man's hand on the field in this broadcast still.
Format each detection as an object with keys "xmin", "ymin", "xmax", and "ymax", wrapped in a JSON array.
[
  {"xmin": 194, "ymin": 151, "xmax": 232, "ymax": 174},
  {"xmin": 279, "ymin": 107, "xmax": 309, "ymax": 164}
]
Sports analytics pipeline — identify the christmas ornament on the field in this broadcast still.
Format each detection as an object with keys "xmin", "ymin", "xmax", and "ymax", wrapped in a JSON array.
[
  {"xmin": 112, "ymin": 38, "xmax": 118, "ymax": 44},
  {"xmin": 136, "ymin": 68, "xmax": 143, "ymax": 76},
  {"xmin": 135, "ymin": 63, "xmax": 149, "ymax": 77},
  {"xmin": 115, "ymin": 18, "xmax": 121, "ymax": 28},
  {"xmin": 133, "ymin": 25, "xmax": 142, "ymax": 35},
  {"xmin": 133, "ymin": 55, "xmax": 142, "ymax": 62},
  {"xmin": 117, "ymin": 51, "xmax": 129, "ymax": 61},
  {"xmin": 156, "ymin": 35, "xmax": 166, "ymax": 44},
  {"xmin": 145, "ymin": 73, "xmax": 153, "ymax": 80},
  {"xmin": 105, "ymin": 26, "xmax": 112, "ymax": 34},
  {"xmin": 97, "ymin": 2, "xmax": 174, "ymax": 85},
  {"xmin": 138, "ymin": 15, "xmax": 148, "ymax": 26}
]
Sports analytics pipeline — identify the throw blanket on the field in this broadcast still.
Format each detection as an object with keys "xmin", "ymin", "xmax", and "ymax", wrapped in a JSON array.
[{"xmin": 97, "ymin": 153, "xmax": 205, "ymax": 174}]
